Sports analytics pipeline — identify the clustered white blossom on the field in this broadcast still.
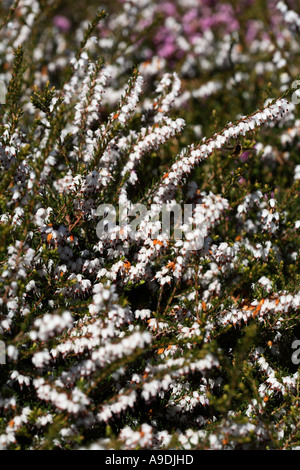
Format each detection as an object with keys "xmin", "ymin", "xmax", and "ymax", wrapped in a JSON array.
[{"xmin": 277, "ymin": 1, "xmax": 300, "ymax": 31}]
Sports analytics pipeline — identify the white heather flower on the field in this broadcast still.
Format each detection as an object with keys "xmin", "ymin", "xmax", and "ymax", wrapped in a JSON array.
[
  {"xmin": 6, "ymin": 345, "xmax": 18, "ymax": 361},
  {"xmin": 36, "ymin": 414, "xmax": 53, "ymax": 428},
  {"xmin": 294, "ymin": 165, "xmax": 300, "ymax": 180},
  {"xmin": 277, "ymin": 1, "xmax": 300, "ymax": 29},
  {"xmin": 29, "ymin": 311, "xmax": 73, "ymax": 341},
  {"xmin": 32, "ymin": 350, "xmax": 52, "ymax": 368},
  {"xmin": 258, "ymin": 276, "xmax": 273, "ymax": 293},
  {"xmin": 117, "ymin": 75, "xmax": 144, "ymax": 125},
  {"xmin": 135, "ymin": 309, "xmax": 151, "ymax": 320}
]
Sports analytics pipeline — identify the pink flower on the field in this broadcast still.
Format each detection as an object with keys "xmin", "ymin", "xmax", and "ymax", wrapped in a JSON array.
[
  {"xmin": 158, "ymin": 42, "xmax": 176, "ymax": 59},
  {"xmin": 239, "ymin": 151, "xmax": 251, "ymax": 162},
  {"xmin": 53, "ymin": 15, "xmax": 71, "ymax": 32},
  {"xmin": 161, "ymin": 2, "xmax": 176, "ymax": 16}
]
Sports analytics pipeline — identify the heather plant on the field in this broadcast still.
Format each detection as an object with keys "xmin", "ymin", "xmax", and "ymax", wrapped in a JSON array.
[{"xmin": 0, "ymin": 0, "xmax": 299, "ymax": 450}]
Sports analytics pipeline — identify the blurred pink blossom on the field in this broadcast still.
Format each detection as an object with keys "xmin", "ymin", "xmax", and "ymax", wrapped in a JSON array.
[{"xmin": 53, "ymin": 15, "xmax": 71, "ymax": 32}]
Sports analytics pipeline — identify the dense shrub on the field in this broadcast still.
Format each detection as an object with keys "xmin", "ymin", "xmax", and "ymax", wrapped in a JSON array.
[{"xmin": 0, "ymin": 0, "xmax": 299, "ymax": 450}]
